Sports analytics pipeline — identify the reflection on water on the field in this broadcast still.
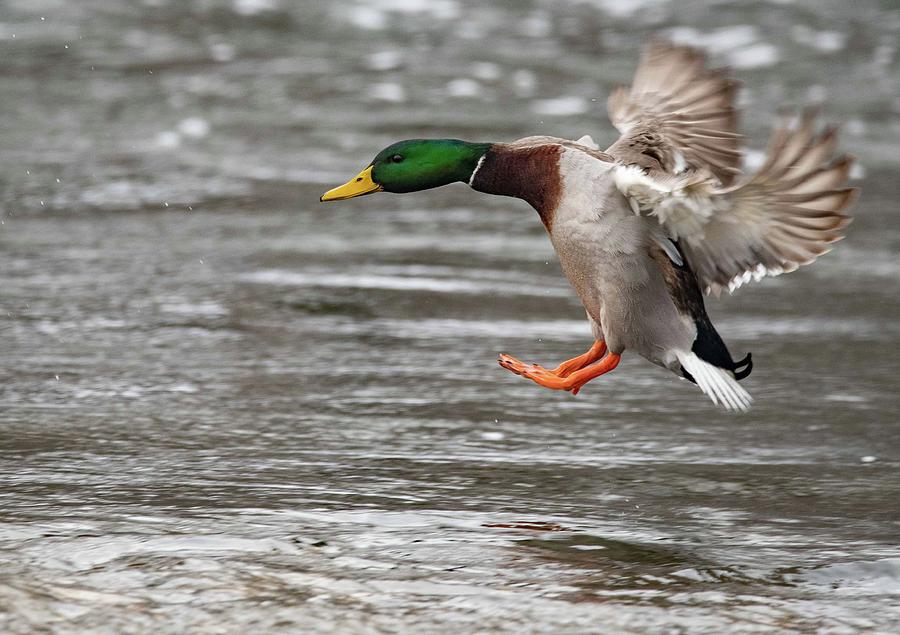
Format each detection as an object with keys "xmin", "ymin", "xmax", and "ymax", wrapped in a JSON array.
[{"xmin": 1, "ymin": 0, "xmax": 899, "ymax": 632}]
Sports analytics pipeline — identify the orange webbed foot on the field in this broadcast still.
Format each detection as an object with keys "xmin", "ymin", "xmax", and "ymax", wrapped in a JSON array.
[{"xmin": 498, "ymin": 341, "xmax": 617, "ymax": 395}]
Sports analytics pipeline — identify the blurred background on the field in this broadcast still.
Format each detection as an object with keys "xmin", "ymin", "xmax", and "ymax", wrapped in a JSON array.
[{"xmin": 1, "ymin": 0, "xmax": 899, "ymax": 632}]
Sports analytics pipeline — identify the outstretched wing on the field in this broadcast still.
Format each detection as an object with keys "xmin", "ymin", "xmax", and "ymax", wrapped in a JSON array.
[
  {"xmin": 682, "ymin": 113, "xmax": 855, "ymax": 295},
  {"xmin": 606, "ymin": 40, "xmax": 742, "ymax": 185},
  {"xmin": 616, "ymin": 111, "xmax": 856, "ymax": 295}
]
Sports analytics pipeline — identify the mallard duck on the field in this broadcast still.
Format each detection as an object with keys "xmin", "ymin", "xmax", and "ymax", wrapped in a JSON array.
[{"xmin": 320, "ymin": 41, "xmax": 855, "ymax": 411}]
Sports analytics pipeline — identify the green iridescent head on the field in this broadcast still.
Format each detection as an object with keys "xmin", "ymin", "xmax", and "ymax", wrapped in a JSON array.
[{"xmin": 320, "ymin": 139, "xmax": 491, "ymax": 201}]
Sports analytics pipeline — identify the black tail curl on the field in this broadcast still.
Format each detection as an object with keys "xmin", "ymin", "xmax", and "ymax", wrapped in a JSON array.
[{"xmin": 732, "ymin": 352, "xmax": 753, "ymax": 381}]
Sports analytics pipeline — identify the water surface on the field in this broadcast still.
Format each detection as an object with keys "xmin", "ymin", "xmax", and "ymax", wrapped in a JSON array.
[{"xmin": 1, "ymin": 0, "xmax": 899, "ymax": 632}]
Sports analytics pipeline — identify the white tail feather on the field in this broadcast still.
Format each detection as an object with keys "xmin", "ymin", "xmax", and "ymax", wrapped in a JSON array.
[{"xmin": 678, "ymin": 351, "xmax": 752, "ymax": 412}]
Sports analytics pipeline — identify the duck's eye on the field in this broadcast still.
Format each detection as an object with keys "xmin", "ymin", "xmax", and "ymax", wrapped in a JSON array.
[{"xmin": 391, "ymin": 154, "xmax": 404, "ymax": 163}]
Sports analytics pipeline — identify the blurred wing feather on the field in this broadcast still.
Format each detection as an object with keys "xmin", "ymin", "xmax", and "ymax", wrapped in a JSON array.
[
  {"xmin": 606, "ymin": 40, "xmax": 742, "ymax": 184},
  {"xmin": 682, "ymin": 112, "xmax": 856, "ymax": 295},
  {"xmin": 615, "ymin": 111, "xmax": 856, "ymax": 295}
]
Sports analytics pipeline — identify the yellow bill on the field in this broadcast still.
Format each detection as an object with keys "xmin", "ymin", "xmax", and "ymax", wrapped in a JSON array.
[{"xmin": 320, "ymin": 165, "xmax": 382, "ymax": 201}]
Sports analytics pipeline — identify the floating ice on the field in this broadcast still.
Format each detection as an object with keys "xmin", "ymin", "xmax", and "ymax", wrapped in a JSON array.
[
  {"xmin": 521, "ymin": 11, "xmax": 552, "ymax": 38},
  {"xmin": 668, "ymin": 25, "xmax": 759, "ymax": 53},
  {"xmin": 347, "ymin": 6, "xmax": 387, "ymax": 30},
  {"xmin": 728, "ymin": 43, "xmax": 779, "ymax": 69},
  {"xmin": 377, "ymin": 0, "xmax": 460, "ymax": 20},
  {"xmin": 581, "ymin": 0, "xmax": 668, "ymax": 19},
  {"xmin": 471, "ymin": 62, "xmax": 501, "ymax": 82},
  {"xmin": 531, "ymin": 96, "xmax": 588, "ymax": 116},
  {"xmin": 742, "ymin": 149, "xmax": 766, "ymax": 172},
  {"xmin": 368, "ymin": 82, "xmax": 407, "ymax": 103},
  {"xmin": 446, "ymin": 78, "xmax": 481, "ymax": 98},
  {"xmin": 233, "ymin": 0, "xmax": 280, "ymax": 16},
  {"xmin": 177, "ymin": 117, "xmax": 210, "ymax": 139},
  {"xmin": 155, "ymin": 130, "xmax": 181, "ymax": 148},
  {"xmin": 366, "ymin": 50, "xmax": 403, "ymax": 72},
  {"xmin": 667, "ymin": 25, "xmax": 779, "ymax": 69},
  {"xmin": 347, "ymin": 0, "xmax": 459, "ymax": 28},
  {"xmin": 806, "ymin": 85, "xmax": 827, "ymax": 104},
  {"xmin": 793, "ymin": 25, "xmax": 847, "ymax": 53},
  {"xmin": 512, "ymin": 69, "xmax": 537, "ymax": 97},
  {"xmin": 846, "ymin": 119, "xmax": 866, "ymax": 136},
  {"xmin": 209, "ymin": 42, "xmax": 235, "ymax": 62}
]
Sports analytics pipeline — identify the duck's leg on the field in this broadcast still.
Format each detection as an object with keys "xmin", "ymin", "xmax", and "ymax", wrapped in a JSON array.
[
  {"xmin": 498, "ymin": 340, "xmax": 611, "ymax": 390},
  {"xmin": 549, "ymin": 340, "xmax": 607, "ymax": 377},
  {"xmin": 500, "ymin": 350, "xmax": 621, "ymax": 395},
  {"xmin": 498, "ymin": 340, "xmax": 606, "ymax": 379}
]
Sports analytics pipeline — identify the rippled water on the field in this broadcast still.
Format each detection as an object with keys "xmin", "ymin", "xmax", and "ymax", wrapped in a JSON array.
[{"xmin": 2, "ymin": 0, "xmax": 899, "ymax": 632}]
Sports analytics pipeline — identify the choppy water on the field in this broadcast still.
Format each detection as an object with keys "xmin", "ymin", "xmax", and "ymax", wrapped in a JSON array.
[{"xmin": 2, "ymin": 0, "xmax": 900, "ymax": 632}]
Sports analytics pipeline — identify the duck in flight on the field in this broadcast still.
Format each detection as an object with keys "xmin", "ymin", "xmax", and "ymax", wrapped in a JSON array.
[{"xmin": 320, "ymin": 41, "xmax": 856, "ymax": 411}]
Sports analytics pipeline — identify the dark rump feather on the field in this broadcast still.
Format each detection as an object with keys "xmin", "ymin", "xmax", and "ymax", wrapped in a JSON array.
[{"xmin": 651, "ymin": 241, "xmax": 753, "ymax": 383}]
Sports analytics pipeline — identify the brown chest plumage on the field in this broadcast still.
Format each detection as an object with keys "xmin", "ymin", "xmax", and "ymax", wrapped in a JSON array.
[{"xmin": 469, "ymin": 144, "xmax": 563, "ymax": 230}]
